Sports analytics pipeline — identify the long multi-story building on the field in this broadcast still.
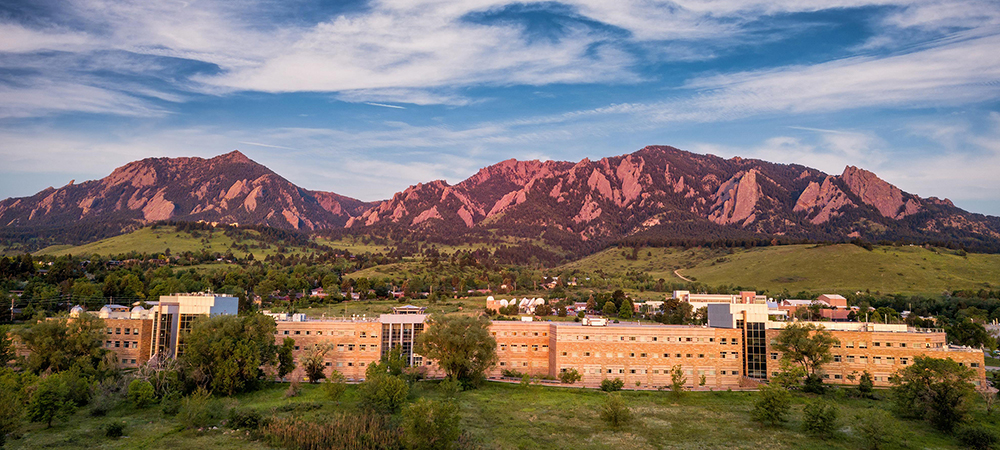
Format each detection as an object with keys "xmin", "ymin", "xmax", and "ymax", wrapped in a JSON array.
[
  {"xmin": 270, "ymin": 304, "xmax": 985, "ymax": 388},
  {"xmin": 66, "ymin": 297, "xmax": 985, "ymax": 389}
]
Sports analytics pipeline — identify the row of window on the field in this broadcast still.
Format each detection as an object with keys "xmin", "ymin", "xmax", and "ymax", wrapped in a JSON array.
[
  {"xmin": 278, "ymin": 329, "xmax": 379, "ymax": 337},
  {"xmin": 834, "ymin": 340, "xmax": 939, "ymax": 349},
  {"xmin": 106, "ymin": 327, "xmax": 140, "ymax": 335},
  {"xmin": 105, "ymin": 340, "xmax": 139, "ymax": 349},
  {"xmin": 499, "ymin": 344, "xmax": 549, "ymax": 351},
  {"xmin": 559, "ymin": 351, "xmax": 738, "ymax": 359},
  {"xmin": 493, "ymin": 331, "xmax": 549, "ymax": 337},
  {"xmin": 564, "ymin": 335, "xmax": 734, "ymax": 344}
]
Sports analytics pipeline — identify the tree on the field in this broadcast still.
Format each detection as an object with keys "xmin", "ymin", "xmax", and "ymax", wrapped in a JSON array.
[
  {"xmin": 322, "ymin": 370, "xmax": 347, "ymax": 402},
  {"xmin": 599, "ymin": 393, "xmax": 632, "ymax": 429},
  {"xmin": 586, "ymin": 297, "xmax": 597, "ymax": 312},
  {"xmin": 367, "ymin": 345, "xmax": 407, "ymax": 379},
  {"xmin": 26, "ymin": 373, "xmax": 75, "ymax": 428},
  {"xmin": 857, "ymin": 370, "xmax": 875, "ymax": 398},
  {"xmin": 301, "ymin": 346, "xmax": 330, "ymax": 384},
  {"xmin": 669, "ymin": 365, "xmax": 686, "ymax": 398},
  {"xmin": 771, "ymin": 323, "xmax": 838, "ymax": 376},
  {"xmin": 752, "ymin": 384, "xmax": 791, "ymax": 426},
  {"xmin": 890, "ymin": 356, "xmax": 976, "ymax": 432},
  {"xmin": 535, "ymin": 304, "xmax": 552, "ymax": 317},
  {"xmin": 0, "ymin": 368, "xmax": 31, "ymax": 447},
  {"xmin": 771, "ymin": 359, "xmax": 807, "ymax": 389},
  {"xmin": 559, "ymin": 368, "xmax": 582, "ymax": 384},
  {"xmin": 947, "ymin": 320, "xmax": 996, "ymax": 350},
  {"xmin": 802, "ymin": 400, "xmax": 838, "ymax": 437},
  {"xmin": 277, "ymin": 338, "xmax": 296, "ymax": 380},
  {"xmin": 402, "ymin": 398, "xmax": 461, "ymax": 450},
  {"xmin": 17, "ymin": 314, "xmax": 107, "ymax": 374},
  {"xmin": 415, "ymin": 315, "xmax": 497, "ymax": 387},
  {"xmin": 180, "ymin": 313, "xmax": 279, "ymax": 395},
  {"xmin": 358, "ymin": 373, "xmax": 409, "ymax": 414},
  {"xmin": 957, "ymin": 425, "xmax": 1000, "ymax": 450},
  {"xmin": 127, "ymin": 379, "xmax": 156, "ymax": 408},
  {"xmin": 618, "ymin": 300, "xmax": 633, "ymax": 320},
  {"xmin": 602, "ymin": 301, "xmax": 617, "ymax": 318},
  {"xmin": 0, "ymin": 326, "xmax": 13, "ymax": 367}
]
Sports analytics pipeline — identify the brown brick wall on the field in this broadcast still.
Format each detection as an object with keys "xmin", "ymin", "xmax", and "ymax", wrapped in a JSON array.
[
  {"xmin": 102, "ymin": 318, "xmax": 153, "ymax": 368},
  {"xmin": 765, "ymin": 329, "xmax": 986, "ymax": 386}
]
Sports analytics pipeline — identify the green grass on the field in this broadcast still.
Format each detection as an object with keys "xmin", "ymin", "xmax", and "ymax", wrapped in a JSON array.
[
  {"xmin": 33, "ymin": 226, "xmax": 320, "ymax": 259},
  {"xmin": 295, "ymin": 297, "xmax": 486, "ymax": 319},
  {"xmin": 9, "ymin": 381, "xmax": 994, "ymax": 450},
  {"xmin": 561, "ymin": 244, "xmax": 1000, "ymax": 296}
]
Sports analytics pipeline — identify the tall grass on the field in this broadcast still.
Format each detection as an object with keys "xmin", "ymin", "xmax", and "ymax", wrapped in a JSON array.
[{"xmin": 262, "ymin": 413, "xmax": 402, "ymax": 450}]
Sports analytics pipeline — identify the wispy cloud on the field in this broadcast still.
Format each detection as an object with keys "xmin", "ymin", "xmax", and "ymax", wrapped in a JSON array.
[{"xmin": 363, "ymin": 102, "xmax": 406, "ymax": 109}]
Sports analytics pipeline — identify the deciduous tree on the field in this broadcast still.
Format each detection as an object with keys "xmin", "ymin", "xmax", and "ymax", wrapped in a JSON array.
[
  {"xmin": 415, "ymin": 315, "xmax": 497, "ymax": 387},
  {"xmin": 772, "ymin": 323, "xmax": 838, "ymax": 376}
]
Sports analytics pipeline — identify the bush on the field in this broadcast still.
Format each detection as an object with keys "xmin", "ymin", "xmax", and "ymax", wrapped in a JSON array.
[
  {"xmin": 600, "ymin": 378, "xmax": 624, "ymax": 392},
  {"xmin": 127, "ymin": 379, "xmax": 156, "ymax": 408},
  {"xmin": 104, "ymin": 421, "xmax": 125, "ymax": 438},
  {"xmin": 501, "ymin": 369, "xmax": 525, "ymax": 379},
  {"xmin": 957, "ymin": 425, "xmax": 1000, "ymax": 450},
  {"xmin": 858, "ymin": 371, "xmax": 875, "ymax": 398},
  {"xmin": 854, "ymin": 409, "xmax": 900, "ymax": 450},
  {"xmin": 321, "ymin": 370, "xmax": 347, "ymax": 402},
  {"xmin": 802, "ymin": 373, "xmax": 826, "ymax": 395},
  {"xmin": 438, "ymin": 378, "xmax": 461, "ymax": 398},
  {"xmin": 178, "ymin": 388, "xmax": 224, "ymax": 429},
  {"xmin": 558, "ymin": 368, "xmax": 582, "ymax": 384},
  {"xmin": 89, "ymin": 380, "xmax": 122, "ymax": 417},
  {"xmin": 228, "ymin": 408, "xmax": 263, "ymax": 430},
  {"xmin": 359, "ymin": 375, "xmax": 409, "ymax": 414},
  {"xmin": 752, "ymin": 384, "xmax": 791, "ymax": 426},
  {"xmin": 802, "ymin": 400, "xmax": 838, "ymax": 437},
  {"xmin": 599, "ymin": 393, "xmax": 632, "ymax": 429},
  {"xmin": 284, "ymin": 380, "xmax": 301, "ymax": 398},
  {"xmin": 402, "ymin": 398, "xmax": 461, "ymax": 450},
  {"xmin": 161, "ymin": 393, "xmax": 182, "ymax": 416}
]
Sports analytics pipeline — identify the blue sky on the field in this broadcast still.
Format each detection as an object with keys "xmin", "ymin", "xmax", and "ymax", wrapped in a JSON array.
[{"xmin": 1, "ymin": 0, "xmax": 999, "ymax": 215}]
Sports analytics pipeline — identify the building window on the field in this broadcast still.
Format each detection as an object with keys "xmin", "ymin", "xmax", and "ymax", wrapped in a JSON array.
[
  {"xmin": 294, "ymin": 331, "xmax": 300, "ymax": 335},
  {"xmin": 770, "ymin": 353, "xmax": 778, "ymax": 360},
  {"xmin": 847, "ymin": 356, "xmax": 855, "ymax": 363},
  {"xmin": 283, "ymin": 330, "xmax": 289, "ymax": 335},
  {"xmin": 294, "ymin": 346, "xmax": 300, "ymax": 350},
  {"xmin": 874, "ymin": 342, "xmax": 880, "ymax": 347},
  {"xmin": 834, "ymin": 355, "xmax": 841, "ymax": 362},
  {"xmin": 858, "ymin": 342, "xmax": 867, "ymax": 349}
]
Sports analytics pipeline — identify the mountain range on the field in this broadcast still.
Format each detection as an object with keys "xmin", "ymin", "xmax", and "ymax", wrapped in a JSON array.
[{"xmin": 2, "ymin": 146, "xmax": 999, "ymax": 254}]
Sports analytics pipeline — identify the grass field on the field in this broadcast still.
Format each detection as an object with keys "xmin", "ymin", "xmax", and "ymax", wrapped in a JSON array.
[
  {"xmin": 7, "ymin": 380, "xmax": 992, "ymax": 450},
  {"xmin": 560, "ymin": 244, "xmax": 1000, "ymax": 296},
  {"xmin": 33, "ymin": 226, "xmax": 321, "ymax": 259}
]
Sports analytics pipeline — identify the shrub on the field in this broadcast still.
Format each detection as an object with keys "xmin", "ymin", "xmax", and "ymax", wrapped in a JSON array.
[
  {"xmin": 957, "ymin": 425, "xmax": 1000, "ymax": 450},
  {"xmin": 802, "ymin": 373, "xmax": 826, "ymax": 394},
  {"xmin": 359, "ymin": 375, "xmax": 409, "ymax": 414},
  {"xmin": 752, "ymin": 384, "xmax": 791, "ymax": 426},
  {"xmin": 670, "ymin": 365, "xmax": 686, "ymax": 398},
  {"xmin": 161, "ymin": 393, "xmax": 182, "ymax": 416},
  {"xmin": 854, "ymin": 409, "xmax": 900, "ymax": 450},
  {"xmin": 599, "ymin": 393, "xmax": 632, "ymax": 429},
  {"xmin": 89, "ymin": 380, "xmax": 122, "ymax": 417},
  {"xmin": 600, "ymin": 378, "xmax": 624, "ymax": 392},
  {"xmin": 228, "ymin": 408, "xmax": 263, "ymax": 430},
  {"xmin": 802, "ymin": 400, "xmax": 838, "ymax": 437},
  {"xmin": 104, "ymin": 421, "xmax": 125, "ymax": 438},
  {"xmin": 321, "ymin": 370, "xmax": 347, "ymax": 402},
  {"xmin": 178, "ymin": 388, "xmax": 224, "ymax": 429},
  {"xmin": 559, "ymin": 368, "xmax": 582, "ymax": 384},
  {"xmin": 127, "ymin": 379, "xmax": 156, "ymax": 408},
  {"xmin": 284, "ymin": 379, "xmax": 301, "ymax": 398},
  {"xmin": 501, "ymin": 369, "xmax": 525, "ymax": 379},
  {"xmin": 438, "ymin": 377, "xmax": 462, "ymax": 398},
  {"xmin": 519, "ymin": 374, "xmax": 531, "ymax": 388},
  {"xmin": 858, "ymin": 371, "xmax": 875, "ymax": 398},
  {"xmin": 402, "ymin": 398, "xmax": 461, "ymax": 450},
  {"xmin": 263, "ymin": 414, "xmax": 402, "ymax": 450}
]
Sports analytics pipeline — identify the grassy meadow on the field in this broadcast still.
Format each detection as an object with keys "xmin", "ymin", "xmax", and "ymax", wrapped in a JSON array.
[
  {"xmin": 6, "ymin": 380, "xmax": 994, "ymax": 450},
  {"xmin": 560, "ymin": 244, "xmax": 1000, "ymax": 295}
]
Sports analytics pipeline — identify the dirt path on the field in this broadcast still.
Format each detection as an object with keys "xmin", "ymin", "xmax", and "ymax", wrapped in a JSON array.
[{"xmin": 673, "ymin": 269, "xmax": 694, "ymax": 282}]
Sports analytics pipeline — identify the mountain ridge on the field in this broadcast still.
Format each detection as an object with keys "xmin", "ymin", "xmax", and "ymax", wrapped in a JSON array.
[{"xmin": 2, "ymin": 146, "xmax": 999, "ymax": 254}]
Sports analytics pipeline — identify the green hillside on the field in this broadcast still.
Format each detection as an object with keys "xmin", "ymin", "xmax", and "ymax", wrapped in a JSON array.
[
  {"xmin": 33, "ymin": 225, "xmax": 311, "ymax": 258},
  {"xmin": 560, "ymin": 244, "xmax": 1000, "ymax": 296}
]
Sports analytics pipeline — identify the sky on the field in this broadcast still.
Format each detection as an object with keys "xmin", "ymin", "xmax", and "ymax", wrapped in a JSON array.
[{"xmin": 1, "ymin": 0, "xmax": 999, "ymax": 215}]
